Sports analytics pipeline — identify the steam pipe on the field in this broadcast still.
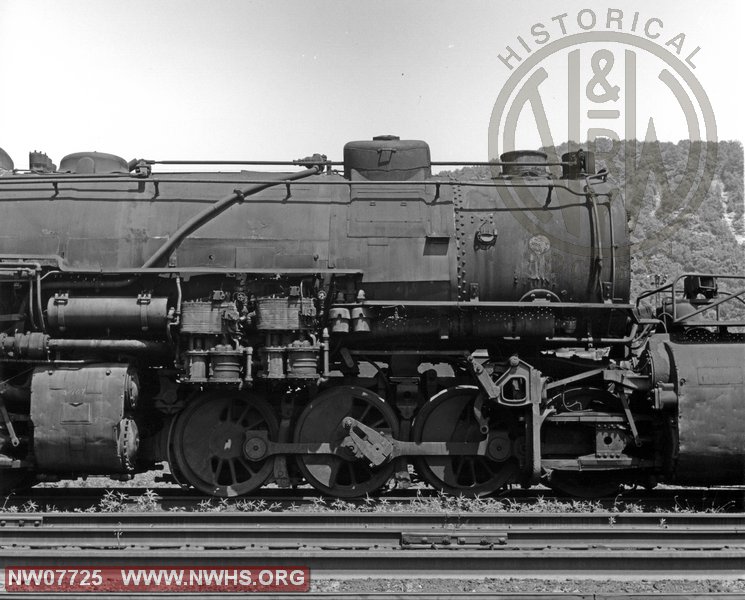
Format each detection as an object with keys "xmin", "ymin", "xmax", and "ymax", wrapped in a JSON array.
[
  {"xmin": 41, "ymin": 275, "xmax": 138, "ymax": 290},
  {"xmin": 0, "ymin": 332, "xmax": 170, "ymax": 359},
  {"xmin": 143, "ymin": 159, "xmax": 577, "ymax": 167},
  {"xmin": 35, "ymin": 270, "xmax": 46, "ymax": 333},
  {"xmin": 48, "ymin": 339, "xmax": 169, "ymax": 353},
  {"xmin": 173, "ymin": 275, "xmax": 182, "ymax": 326},
  {"xmin": 141, "ymin": 165, "xmax": 322, "ymax": 269},
  {"xmin": 27, "ymin": 276, "xmax": 37, "ymax": 330}
]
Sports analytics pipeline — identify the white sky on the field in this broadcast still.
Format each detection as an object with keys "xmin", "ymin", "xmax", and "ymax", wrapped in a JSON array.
[{"xmin": 0, "ymin": 0, "xmax": 742, "ymax": 168}]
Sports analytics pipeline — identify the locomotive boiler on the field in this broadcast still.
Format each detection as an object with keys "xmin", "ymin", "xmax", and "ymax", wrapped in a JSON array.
[{"xmin": 0, "ymin": 135, "xmax": 741, "ymax": 498}]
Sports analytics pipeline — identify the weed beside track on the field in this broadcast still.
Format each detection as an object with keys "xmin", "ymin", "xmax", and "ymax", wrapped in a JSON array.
[{"xmin": 2, "ymin": 487, "xmax": 741, "ymax": 514}]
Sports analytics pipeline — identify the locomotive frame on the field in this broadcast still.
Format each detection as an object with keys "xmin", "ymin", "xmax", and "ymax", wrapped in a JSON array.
[{"xmin": 0, "ymin": 136, "xmax": 741, "ymax": 498}]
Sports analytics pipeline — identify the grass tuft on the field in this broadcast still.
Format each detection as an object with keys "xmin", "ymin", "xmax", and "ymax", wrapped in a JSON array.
[{"xmin": 0, "ymin": 486, "xmax": 737, "ymax": 514}]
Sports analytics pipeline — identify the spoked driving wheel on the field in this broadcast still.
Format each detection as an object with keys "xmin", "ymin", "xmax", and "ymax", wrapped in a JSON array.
[
  {"xmin": 413, "ymin": 385, "xmax": 519, "ymax": 497},
  {"xmin": 170, "ymin": 391, "xmax": 278, "ymax": 497},
  {"xmin": 294, "ymin": 386, "xmax": 399, "ymax": 498}
]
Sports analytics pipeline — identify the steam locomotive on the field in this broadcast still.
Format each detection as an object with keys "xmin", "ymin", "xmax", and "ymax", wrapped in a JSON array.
[{"xmin": 0, "ymin": 136, "xmax": 740, "ymax": 498}]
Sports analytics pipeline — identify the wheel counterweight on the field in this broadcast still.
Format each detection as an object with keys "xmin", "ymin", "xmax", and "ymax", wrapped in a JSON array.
[{"xmin": 293, "ymin": 386, "xmax": 398, "ymax": 497}]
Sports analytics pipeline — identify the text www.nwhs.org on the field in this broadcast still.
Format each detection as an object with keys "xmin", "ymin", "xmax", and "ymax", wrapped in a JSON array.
[{"xmin": 4, "ymin": 566, "xmax": 309, "ymax": 592}]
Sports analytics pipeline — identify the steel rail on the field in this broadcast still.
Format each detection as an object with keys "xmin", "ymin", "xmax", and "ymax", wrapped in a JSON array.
[
  {"xmin": 10, "ymin": 515, "xmax": 745, "ymax": 528},
  {"xmin": 3, "ymin": 511, "xmax": 744, "ymax": 527},
  {"xmin": 0, "ymin": 512, "xmax": 742, "ymax": 577},
  {"xmin": 0, "ymin": 523, "xmax": 742, "ymax": 549},
  {"xmin": 0, "ymin": 547, "xmax": 742, "ymax": 578}
]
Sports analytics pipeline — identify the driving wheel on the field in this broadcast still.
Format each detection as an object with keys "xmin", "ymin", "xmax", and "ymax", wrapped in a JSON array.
[
  {"xmin": 413, "ymin": 385, "xmax": 519, "ymax": 496},
  {"xmin": 294, "ymin": 386, "xmax": 399, "ymax": 498},
  {"xmin": 170, "ymin": 391, "xmax": 278, "ymax": 497}
]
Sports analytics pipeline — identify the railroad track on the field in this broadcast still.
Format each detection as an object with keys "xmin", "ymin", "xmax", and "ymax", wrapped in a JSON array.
[{"xmin": 0, "ymin": 511, "xmax": 742, "ymax": 578}]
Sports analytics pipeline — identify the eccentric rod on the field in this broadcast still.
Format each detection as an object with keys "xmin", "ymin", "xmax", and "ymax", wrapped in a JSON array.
[{"xmin": 141, "ymin": 164, "xmax": 322, "ymax": 269}]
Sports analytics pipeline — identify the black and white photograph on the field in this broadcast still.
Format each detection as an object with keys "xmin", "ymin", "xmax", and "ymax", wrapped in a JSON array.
[{"xmin": 0, "ymin": 0, "xmax": 743, "ymax": 597}]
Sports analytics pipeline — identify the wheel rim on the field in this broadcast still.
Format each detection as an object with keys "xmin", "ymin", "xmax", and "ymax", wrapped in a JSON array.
[
  {"xmin": 171, "ymin": 392, "xmax": 277, "ymax": 497},
  {"xmin": 413, "ymin": 385, "xmax": 518, "ymax": 497},
  {"xmin": 294, "ymin": 386, "xmax": 398, "ymax": 498}
]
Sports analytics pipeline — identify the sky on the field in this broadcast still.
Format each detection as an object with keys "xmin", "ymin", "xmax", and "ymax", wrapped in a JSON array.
[{"xmin": 0, "ymin": 0, "xmax": 741, "ymax": 169}]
